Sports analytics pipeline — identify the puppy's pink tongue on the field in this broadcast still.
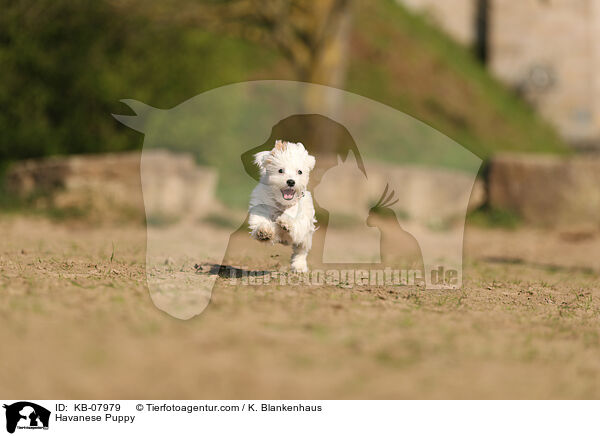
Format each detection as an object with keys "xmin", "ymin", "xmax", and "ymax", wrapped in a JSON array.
[{"xmin": 282, "ymin": 189, "xmax": 295, "ymax": 200}]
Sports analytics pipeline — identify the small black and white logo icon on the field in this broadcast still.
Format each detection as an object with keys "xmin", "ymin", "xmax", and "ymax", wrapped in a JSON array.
[{"xmin": 3, "ymin": 402, "xmax": 50, "ymax": 434}]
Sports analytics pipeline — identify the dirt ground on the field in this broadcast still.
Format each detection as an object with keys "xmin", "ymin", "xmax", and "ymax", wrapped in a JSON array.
[{"xmin": 1, "ymin": 213, "xmax": 600, "ymax": 399}]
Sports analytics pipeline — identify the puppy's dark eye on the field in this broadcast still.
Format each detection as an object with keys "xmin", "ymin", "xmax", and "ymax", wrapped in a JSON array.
[
  {"xmin": 297, "ymin": 170, "xmax": 302, "ymax": 175},
  {"xmin": 278, "ymin": 169, "xmax": 284, "ymax": 173}
]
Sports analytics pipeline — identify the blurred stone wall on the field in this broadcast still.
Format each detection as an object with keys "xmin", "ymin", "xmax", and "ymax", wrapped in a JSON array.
[
  {"xmin": 489, "ymin": 153, "xmax": 600, "ymax": 228},
  {"xmin": 489, "ymin": 0, "xmax": 600, "ymax": 149},
  {"xmin": 5, "ymin": 150, "xmax": 217, "ymax": 223},
  {"xmin": 313, "ymin": 156, "xmax": 484, "ymax": 229}
]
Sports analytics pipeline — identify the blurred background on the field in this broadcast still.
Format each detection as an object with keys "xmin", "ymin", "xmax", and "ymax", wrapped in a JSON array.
[{"xmin": 1, "ymin": 0, "xmax": 587, "ymax": 223}]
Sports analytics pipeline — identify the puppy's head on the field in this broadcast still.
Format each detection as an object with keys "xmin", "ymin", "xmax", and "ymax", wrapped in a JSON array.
[{"xmin": 254, "ymin": 140, "xmax": 315, "ymax": 204}]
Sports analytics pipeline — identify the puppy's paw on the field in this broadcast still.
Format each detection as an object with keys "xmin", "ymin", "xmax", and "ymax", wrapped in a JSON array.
[
  {"xmin": 276, "ymin": 215, "xmax": 294, "ymax": 233},
  {"xmin": 252, "ymin": 224, "xmax": 275, "ymax": 242},
  {"xmin": 290, "ymin": 263, "xmax": 308, "ymax": 273},
  {"xmin": 290, "ymin": 259, "xmax": 308, "ymax": 273}
]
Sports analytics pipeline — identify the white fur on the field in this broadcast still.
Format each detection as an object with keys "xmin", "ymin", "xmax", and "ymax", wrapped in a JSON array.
[{"xmin": 248, "ymin": 140, "xmax": 317, "ymax": 272}]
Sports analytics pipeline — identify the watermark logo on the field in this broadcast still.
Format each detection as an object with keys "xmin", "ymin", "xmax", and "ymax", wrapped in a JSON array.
[
  {"xmin": 3, "ymin": 402, "xmax": 50, "ymax": 434},
  {"xmin": 196, "ymin": 264, "xmax": 458, "ymax": 288}
]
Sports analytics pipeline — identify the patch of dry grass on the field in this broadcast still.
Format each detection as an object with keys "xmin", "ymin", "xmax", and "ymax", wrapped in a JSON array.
[{"xmin": 1, "ymin": 215, "xmax": 599, "ymax": 398}]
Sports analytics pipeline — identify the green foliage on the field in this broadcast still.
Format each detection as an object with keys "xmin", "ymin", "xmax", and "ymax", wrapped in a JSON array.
[
  {"xmin": 0, "ymin": 0, "xmax": 276, "ymax": 163},
  {"xmin": 467, "ymin": 207, "xmax": 522, "ymax": 229}
]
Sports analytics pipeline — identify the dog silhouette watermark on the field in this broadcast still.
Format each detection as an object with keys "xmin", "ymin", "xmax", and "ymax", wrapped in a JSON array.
[
  {"xmin": 3, "ymin": 402, "xmax": 50, "ymax": 434},
  {"xmin": 114, "ymin": 80, "xmax": 481, "ymax": 320}
]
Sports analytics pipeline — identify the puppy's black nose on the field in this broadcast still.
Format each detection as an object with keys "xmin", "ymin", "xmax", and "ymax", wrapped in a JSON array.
[{"xmin": 286, "ymin": 179, "xmax": 295, "ymax": 187}]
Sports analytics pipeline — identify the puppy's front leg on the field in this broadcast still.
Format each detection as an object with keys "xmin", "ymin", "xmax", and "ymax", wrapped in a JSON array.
[
  {"xmin": 276, "ymin": 213, "xmax": 311, "ymax": 246},
  {"xmin": 249, "ymin": 204, "xmax": 278, "ymax": 243},
  {"xmin": 275, "ymin": 213, "xmax": 295, "ymax": 234},
  {"xmin": 277, "ymin": 211, "xmax": 314, "ymax": 247}
]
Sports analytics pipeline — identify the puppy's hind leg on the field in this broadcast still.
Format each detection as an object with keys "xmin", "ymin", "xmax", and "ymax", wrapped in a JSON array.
[{"xmin": 290, "ymin": 243, "xmax": 309, "ymax": 272}]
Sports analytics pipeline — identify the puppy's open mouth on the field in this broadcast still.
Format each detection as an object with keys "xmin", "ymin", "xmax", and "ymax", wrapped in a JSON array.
[{"xmin": 281, "ymin": 188, "xmax": 296, "ymax": 201}]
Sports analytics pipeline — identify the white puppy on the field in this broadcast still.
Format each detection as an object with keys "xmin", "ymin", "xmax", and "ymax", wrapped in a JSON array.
[{"xmin": 248, "ymin": 140, "xmax": 317, "ymax": 272}]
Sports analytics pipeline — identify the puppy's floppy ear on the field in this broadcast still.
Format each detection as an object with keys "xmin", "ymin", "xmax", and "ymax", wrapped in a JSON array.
[
  {"xmin": 305, "ymin": 154, "xmax": 316, "ymax": 172},
  {"xmin": 253, "ymin": 151, "xmax": 271, "ymax": 174}
]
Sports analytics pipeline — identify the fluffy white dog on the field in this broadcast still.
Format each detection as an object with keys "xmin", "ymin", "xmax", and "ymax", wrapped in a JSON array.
[{"xmin": 248, "ymin": 140, "xmax": 317, "ymax": 272}]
